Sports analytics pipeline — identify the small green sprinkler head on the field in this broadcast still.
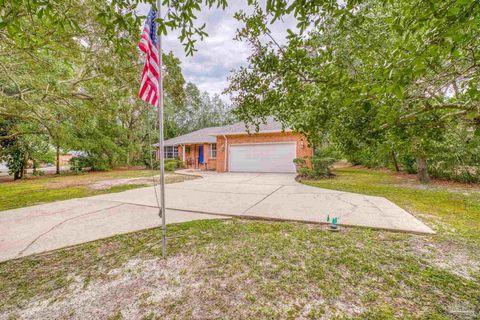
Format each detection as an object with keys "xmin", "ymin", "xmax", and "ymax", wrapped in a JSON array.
[{"xmin": 328, "ymin": 217, "xmax": 340, "ymax": 232}]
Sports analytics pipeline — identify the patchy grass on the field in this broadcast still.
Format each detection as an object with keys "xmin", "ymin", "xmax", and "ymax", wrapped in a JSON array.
[
  {"xmin": 0, "ymin": 219, "xmax": 479, "ymax": 319},
  {"xmin": 0, "ymin": 169, "xmax": 190, "ymax": 212},
  {"xmin": 0, "ymin": 167, "xmax": 479, "ymax": 319},
  {"xmin": 303, "ymin": 168, "xmax": 480, "ymax": 244}
]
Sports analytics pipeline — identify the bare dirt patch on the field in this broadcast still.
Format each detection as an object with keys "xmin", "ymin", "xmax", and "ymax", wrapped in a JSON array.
[
  {"xmin": 408, "ymin": 236, "xmax": 480, "ymax": 281},
  {"xmin": 88, "ymin": 176, "xmax": 166, "ymax": 190},
  {"xmin": 43, "ymin": 172, "xmax": 195, "ymax": 190},
  {"xmin": 86, "ymin": 173, "xmax": 196, "ymax": 190},
  {"xmin": 4, "ymin": 255, "xmax": 204, "ymax": 320},
  {"xmin": 1, "ymin": 219, "xmax": 479, "ymax": 319}
]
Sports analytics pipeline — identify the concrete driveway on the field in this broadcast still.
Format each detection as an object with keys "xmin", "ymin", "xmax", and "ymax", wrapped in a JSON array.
[
  {"xmin": 94, "ymin": 171, "xmax": 434, "ymax": 235},
  {"xmin": 0, "ymin": 172, "xmax": 434, "ymax": 262}
]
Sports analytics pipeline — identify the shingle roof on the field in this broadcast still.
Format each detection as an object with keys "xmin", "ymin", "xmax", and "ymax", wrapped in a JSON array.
[
  {"xmin": 212, "ymin": 117, "xmax": 290, "ymax": 136},
  {"xmin": 159, "ymin": 117, "xmax": 290, "ymax": 147},
  {"xmin": 160, "ymin": 126, "xmax": 220, "ymax": 147}
]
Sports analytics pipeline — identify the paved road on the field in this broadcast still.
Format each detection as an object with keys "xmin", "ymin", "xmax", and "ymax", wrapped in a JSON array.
[
  {"xmin": 0, "ymin": 172, "xmax": 434, "ymax": 262},
  {"xmin": 0, "ymin": 166, "xmax": 70, "ymax": 177}
]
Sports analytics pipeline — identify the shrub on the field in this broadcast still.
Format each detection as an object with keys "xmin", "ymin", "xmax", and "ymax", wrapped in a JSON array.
[
  {"xmin": 91, "ymin": 162, "xmax": 110, "ymax": 171},
  {"xmin": 294, "ymin": 148, "xmax": 336, "ymax": 179},
  {"xmin": 149, "ymin": 158, "xmax": 184, "ymax": 171},
  {"xmin": 428, "ymin": 163, "xmax": 480, "ymax": 183},
  {"xmin": 164, "ymin": 159, "xmax": 178, "ymax": 171},
  {"xmin": 294, "ymin": 157, "xmax": 310, "ymax": 176},
  {"xmin": 69, "ymin": 156, "xmax": 91, "ymax": 173},
  {"xmin": 400, "ymin": 155, "xmax": 417, "ymax": 174},
  {"xmin": 32, "ymin": 170, "xmax": 45, "ymax": 176}
]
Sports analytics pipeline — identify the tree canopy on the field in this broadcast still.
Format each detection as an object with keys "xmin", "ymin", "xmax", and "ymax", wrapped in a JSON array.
[
  {"xmin": 0, "ymin": 0, "xmax": 233, "ymax": 178},
  {"xmin": 227, "ymin": 0, "xmax": 480, "ymax": 182},
  {"xmin": 2, "ymin": 0, "xmax": 479, "ymax": 182},
  {"xmin": 1, "ymin": 0, "xmax": 357, "ymax": 55}
]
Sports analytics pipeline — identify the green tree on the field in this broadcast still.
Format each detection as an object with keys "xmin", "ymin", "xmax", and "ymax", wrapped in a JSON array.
[
  {"xmin": 1, "ymin": 0, "xmax": 347, "ymax": 56},
  {"xmin": 0, "ymin": 0, "xmax": 188, "ymax": 173},
  {"xmin": 228, "ymin": 0, "xmax": 480, "ymax": 182}
]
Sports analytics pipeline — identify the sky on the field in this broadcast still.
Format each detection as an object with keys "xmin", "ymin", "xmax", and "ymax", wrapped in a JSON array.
[{"xmin": 138, "ymin": 2, "xmax": 296, "ymax": 102}]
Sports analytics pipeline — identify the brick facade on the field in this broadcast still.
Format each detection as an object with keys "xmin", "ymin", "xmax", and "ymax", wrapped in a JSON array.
[
  {"xmin": 159, "ymin": 131, "xmax": 313, "ymax": 173},
  {"xmin": 178, "ymin": 143, "xmax": 217, "ymax": 170},
  {"xmin": 215, "ymin": 132, "xmax": 312, "ymax": 172}
]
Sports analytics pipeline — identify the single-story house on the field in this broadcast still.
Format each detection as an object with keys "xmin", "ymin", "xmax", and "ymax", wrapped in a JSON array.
[{"xmin": 156, "ymin": 118, "xmax": 313, "ymax": 173}]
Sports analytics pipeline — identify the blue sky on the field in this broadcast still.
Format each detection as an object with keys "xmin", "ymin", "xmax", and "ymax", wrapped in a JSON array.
[{"xmin": 138, "ymin": 2, "xmax": 296, "ymax": 101}]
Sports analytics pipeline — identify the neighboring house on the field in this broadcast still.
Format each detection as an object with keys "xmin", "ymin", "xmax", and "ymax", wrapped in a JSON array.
[
  {"xmin": 58, "ymin": 154, "xmax": 74, "ymax": 166},
  {"xmin": 155, "ymin": 118, "xmax": 313, "ymax": 173},
  {"xmin": 57, "ymin": 151, "xmax": 87, "ymax": 166}
]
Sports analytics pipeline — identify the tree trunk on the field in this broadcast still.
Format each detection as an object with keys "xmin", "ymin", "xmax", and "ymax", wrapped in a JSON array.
[
  {"xmin": 416, "ymin": 157, "xmax": 429, "ymax": 183},
  {"xmin": 391, "ymin": 151, "xmax": 400, "ymax": 172},
  {"xmin": 56, "ymin": 144, "xmax": 60, "ymax": 175},
  {"xmin": 18, "ymin": 159, "xmax": 26, "ymax": 180}
]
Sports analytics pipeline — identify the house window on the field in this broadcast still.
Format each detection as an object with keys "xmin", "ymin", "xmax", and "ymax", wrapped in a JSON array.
[
  {"xmin": 209, "ymin": 143, "xmax": 217, "ymax": 159},
  {"xmin": 164, "ymin": 146, "xmax": 178, "ymax": 159}
]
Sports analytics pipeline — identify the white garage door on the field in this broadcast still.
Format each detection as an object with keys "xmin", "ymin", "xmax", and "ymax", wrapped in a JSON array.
[{"xmin": 228, "ymin": 143, "xmax": 297, "ymax": 173}]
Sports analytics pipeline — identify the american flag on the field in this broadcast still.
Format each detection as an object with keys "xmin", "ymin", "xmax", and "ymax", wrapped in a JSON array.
[{"xmin": 138, "ymin": 8, "xmax": 160, "ymax": 106}]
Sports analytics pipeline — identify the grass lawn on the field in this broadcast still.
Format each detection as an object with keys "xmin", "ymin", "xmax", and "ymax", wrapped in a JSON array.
[
  {"xmin": 304, "ymin": 168, "xmax": 480, "ymax": 245},
  {"xmin": 0, "ymin": 169, "xmax": 189, "ymax": 212},
  {"xmin": 0, "ymin": 168, "xmax": 479, "ymax": 319}
]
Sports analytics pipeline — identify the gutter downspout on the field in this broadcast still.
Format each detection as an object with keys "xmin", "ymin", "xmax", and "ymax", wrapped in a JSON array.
[
  {"xmin": 182, "ymin": 144, "xmax": 185, "ymax": 162},
  {"xmin": 223, "ymin": 135, "xmax": 228, "ymax": 172}
]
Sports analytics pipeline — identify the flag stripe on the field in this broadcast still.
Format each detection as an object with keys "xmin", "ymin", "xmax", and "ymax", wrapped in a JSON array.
[{"xmin": 138, "ymin": 9, "xmax": 160, "ymax": 107}]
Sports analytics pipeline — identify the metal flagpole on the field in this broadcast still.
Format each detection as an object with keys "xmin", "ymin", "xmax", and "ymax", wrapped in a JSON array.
[{"xmin": 156, "ymin": 0, "xmax": 166, "ymax": 258}]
